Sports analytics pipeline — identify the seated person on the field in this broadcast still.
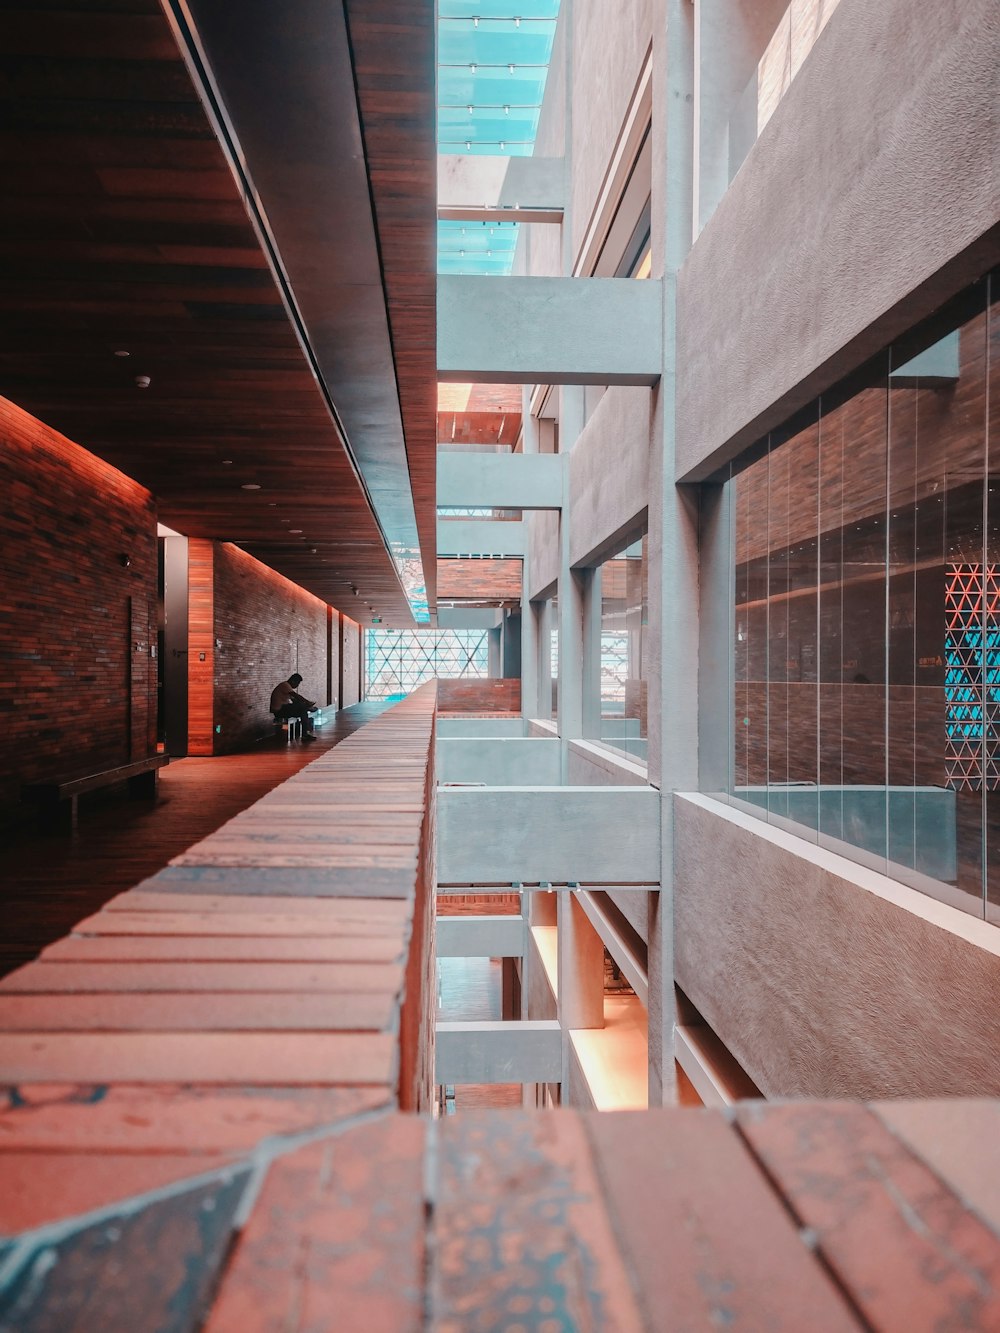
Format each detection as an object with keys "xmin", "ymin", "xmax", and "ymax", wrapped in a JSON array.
[{"xmin": 269, "ymin": 672, "xmax": 319, "ymax": 741}]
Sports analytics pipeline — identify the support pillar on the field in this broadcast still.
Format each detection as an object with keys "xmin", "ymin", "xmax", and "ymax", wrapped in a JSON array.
[
  {"xmin": 521, "ymin": 598, "xmax": 540, "ymax": 719},
  {"xmin": 536, "ymin": 599, "xmax": 553, "ymax": 720},
  {"xmin": 557, "ymin": 386, "xmax": 586, "ymax": 770},
  {"xmin": 582, "ymin": 566, "xmax": 603, "ymax": 738},
  {"xmin": 558, "ymin": 891, "xmax": 605, "ymax": 1105},
  {"xmin": 487, "ymin": 626, "xmax": 502, "ymax": 678}
]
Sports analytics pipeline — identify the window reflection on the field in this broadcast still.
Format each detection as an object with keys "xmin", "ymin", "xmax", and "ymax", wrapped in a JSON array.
[
  {"xmin": 596, "ymin": 536, "xmax": 648, "ymax": 760},
  {"xmin": 728, "ymin": 274, "xmax": 997, "ymax": 918}
]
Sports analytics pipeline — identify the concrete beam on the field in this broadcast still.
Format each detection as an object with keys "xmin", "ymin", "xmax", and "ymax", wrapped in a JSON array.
[
  {"xmin": 438, "ymin": 452, "xmax": 563, "ymax": 511},
  {"xmin": 437, "ymin": 518, "xmax": 526, "ymax": 558},
  {"xmin": 438, "ymin": 276, "xmax": 663, "ymax": 385},
  {"xmin": 436, "ymin": 1020, "xmax": 562, "ymax": 1084},
  {"xmin": 440, "ymin": 206, "xmax": 563, "ymax": 224},
  {"xmin": 436, "ymin": 717, "xmax": 525, "ymax": 737},
  {"xmin": 438, "ymin": 154, "xmax": 565, "ymax": 210},
  {"xmin": 436, "ymin": 915, "xmax": 526, "ymax": 959},
  {"xmin": 435, "ymin": 608, "xmax": 502, "ymax": 630},
  {"xmin": 437, "ymin": 737, "xmax": 562, "ymax": 786},
  {"xmin": 437, "ymin": 786, "xmax": 661, "ymax": 884}
]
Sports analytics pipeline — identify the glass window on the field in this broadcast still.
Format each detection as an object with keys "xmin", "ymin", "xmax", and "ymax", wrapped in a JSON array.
[
  {"xmin": 593, "ymin": 536, "xmax": 648, "ymax": 761},
  {"xmin": 366, "ymin": 629, "xmax": 489, "ymax": 700},
  {"xmin": 724, "ymin": 273, "xmax": 997, "ymax": 919}
]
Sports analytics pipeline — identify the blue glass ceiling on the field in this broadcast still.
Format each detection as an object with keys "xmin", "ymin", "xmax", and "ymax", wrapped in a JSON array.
[{"xmin": 438, "ymin": 1, "xmax": 560, "ymax": 276}]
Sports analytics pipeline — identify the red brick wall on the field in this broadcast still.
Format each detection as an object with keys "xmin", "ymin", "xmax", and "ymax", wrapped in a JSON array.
[
  {"xmin": 209, "ymin": 542, "xmax": 330, "ymax": 754},
  {"xmin": 437, "ymin": 679, "xmax": 521, "ymax": 714},
  {"xmin": 341, "ymin": 615, "xmax": 362, "ymax": 706},
  {"xmin": 0, "ymin": 397, "xmax": 156, "ymax": 814}
]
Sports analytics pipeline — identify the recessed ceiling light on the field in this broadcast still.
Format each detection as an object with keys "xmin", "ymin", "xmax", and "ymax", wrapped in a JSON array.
[
  {"xmin": 114, "ymin": 349, "xmax": 130, "ymax": 358},
  {"xmin": 289, "ymin": 529, "xmax": 302, "ymax": 534},
  {"xmin": 241, "ymin": 483, "xmax": 261, "ymax": 490},
  {"xmin": 222, "ymin": 459, "xmax": 234, "ymax": 465}
]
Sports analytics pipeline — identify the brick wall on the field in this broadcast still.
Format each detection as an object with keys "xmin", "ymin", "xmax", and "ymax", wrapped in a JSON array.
[
  {"xmin": 207, "ymin": 542, "xmax": 330, "ymax": 755},
  {"xmin": 0, "ymin": 397, "xmax": 156, "ymax": 815},
  {"xmin": 437, "ymin": 679, "xmax": 521, "ymax": 714},
  {"xmin": 437, "ymin": 557, "xmax": 523, "ymax": 602}
]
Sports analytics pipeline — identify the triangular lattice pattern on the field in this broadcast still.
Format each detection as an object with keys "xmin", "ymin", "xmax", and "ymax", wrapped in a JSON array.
[
  {"xmin": 366, "ymin": 629, "xmax": 489, "ymax": 700},
  {"xmin": 945, "ymin": 563, "xmax": 1000, "ymax": 790}
]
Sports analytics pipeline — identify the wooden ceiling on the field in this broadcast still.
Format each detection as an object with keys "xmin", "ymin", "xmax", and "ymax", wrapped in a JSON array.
[{"xmin": 0, "ymin": 0, "xmax": 437, "ymax": 625}]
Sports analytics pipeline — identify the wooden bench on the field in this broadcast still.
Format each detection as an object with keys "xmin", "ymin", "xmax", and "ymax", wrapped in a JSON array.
[{"xmin": 22, "ymin": 754, "xmax": 170, "ymax": 832}]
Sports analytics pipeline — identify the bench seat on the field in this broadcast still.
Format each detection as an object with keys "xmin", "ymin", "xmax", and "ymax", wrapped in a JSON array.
[{"xmin": 22, "ymin": 755, "xmax": 170, "ymax": 831}]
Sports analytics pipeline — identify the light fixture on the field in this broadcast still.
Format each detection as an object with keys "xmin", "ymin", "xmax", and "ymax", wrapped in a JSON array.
[
  {"xmin": 473, "ymin": 15, "xmax": 479, "ymax": 25},
  {"xmin": 241, "ymin": 483, "xmax": 261, "ymax": 491},
  {"xmin": 222, "ymin": 459, "xmax": 233, "ymax": 465},
  {"xmin": 134, "ymin": 374, "xmax": 151, "ymax": 389},
  {"xmin": 470, "ymin": 62, "xmax": 477, "ymax": 73},
  {"xmin": 467, "ymin": 104, "xmax": 473, "ymax": 114},
  {"xmin": 503, "ymin": 104, "xmax": 510, "ymax": 115},
  {"xmin": 508, "ymin": 63, "xmax": 515, "ymax": 73},
  {"xmin": 499, "ymin": 141, "xmax": 505, "ymax": 151},
  {"xmin": 465, "ymin": 140, "xmax": 471, "ymax": 150},
  {"xmin": 114, "ymin": 349, "xmax": 130, "ymax": 358}
]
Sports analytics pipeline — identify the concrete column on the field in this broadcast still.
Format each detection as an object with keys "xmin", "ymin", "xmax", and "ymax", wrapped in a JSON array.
[
  {"xmin": 582, "ymin": 566, "xmax": 603, "ymax": 738},
  {"xmin": 487, "ymin": 626, "xmax": 502, "ymax": 678},
  {"xmin": 557, "ymin": 385, "xmax": 586, "ymax": 766},
  {"xmin": 521, "ymin": 598, "xmax": 540, "ymax": 718},
  {"xmin": 646, "ymin": 0, "xmax": 697, "ymax": 1108},
  {"xmin": 503, "ymin": 608, "xmax": 522, "ymax": 679},
  {"xmin": 521, "ymin": 386, "xmax": 539, "ymax": 454},
  {"xmin": 558, "ymin": 891, "xmax": 605, "ymax": 1103},
  {"xmin": 537, "ymin": 598, "xmax": 553, "ymax": 720}
]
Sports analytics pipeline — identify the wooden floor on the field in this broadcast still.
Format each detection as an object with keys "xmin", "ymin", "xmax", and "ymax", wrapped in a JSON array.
[{"xmin": 0, "ymin": 702, "xmax": 393, "ymax": 978}]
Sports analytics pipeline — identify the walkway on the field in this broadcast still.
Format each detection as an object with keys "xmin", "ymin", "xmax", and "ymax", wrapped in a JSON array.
[{"xmin": 0, "ymin": 702, "xmax": 392, "ymax": 978}]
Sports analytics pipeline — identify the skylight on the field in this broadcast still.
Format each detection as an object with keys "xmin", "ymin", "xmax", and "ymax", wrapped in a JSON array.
[{"xmin": 437, "ymin": 1, "xmax": 560, "ymax": 276}]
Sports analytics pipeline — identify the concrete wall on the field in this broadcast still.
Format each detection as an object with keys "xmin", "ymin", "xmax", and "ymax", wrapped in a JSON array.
[
  {"xmin": 676, "ymin": 0, "xmax": 1000, "ymax": 480},
  {"xmin": 674, "ymin": 794, "xmax": 1000, "ymax": 1099},
  {"xmin": 568, "ymin": 386, "xmax": 651, "ymax": 566},
  {"xmin": 570, "ymin": 0, "xmax": 654, "ymax": 266},
  {"xmin": 0, "ymin": 397, "xmax": 157, "ymax": 815}
]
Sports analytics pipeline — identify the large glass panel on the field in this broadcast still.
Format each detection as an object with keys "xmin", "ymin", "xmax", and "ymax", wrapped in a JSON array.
[
  {"xmin": 819, "ymin": 373, "xmax": 890, "ymax": 872},
  {"xmin": 989, "ymin": 278, "xmax": 1000, "ymax": 923},
  {"xmin": 733, "ymin": 449, "xmax": 769, "ymax": 818},
  {"xmin": 366, "ymin": 629, "xmax": 489, "ymax": 699},
  {"xmin": 766, "ymin": 412, "xmax": 820, "ymax": 838},
  {"xmin": 596, "ymin": 537, "xmax": 648, "ymax": 760},
  {"xmin": 726, "ymin": 272, "xmax": 1000, "ymax": 919}
]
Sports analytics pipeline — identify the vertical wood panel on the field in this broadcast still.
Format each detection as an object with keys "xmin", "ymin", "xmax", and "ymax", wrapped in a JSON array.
[{"xmin": 187, "ymin": 540, "xmax": 214, "ymax": 756}]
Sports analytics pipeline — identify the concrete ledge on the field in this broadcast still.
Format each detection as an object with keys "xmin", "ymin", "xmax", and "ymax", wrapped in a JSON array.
[
  {"xmin": 435, "ymin": 1020, "xmax": 562, "ymax": 1084},
  {"xmin": 673, "ymin": 792, "xmax": 1000, "ymax": 1099},
  {"xmin": 438, "ymin": 738, "xmax": 561, "ymax": 787},
  {"xmin": 438, "ymin": 453, "xmax": 563, "ymax": 511},
  {"xmin": 436, "ymin": 915, "xmax": 525, "ymax": 959},
  {"xmin": 438, "ymin": 276, "xmax": 663, "ymax": 385},
  {"xmin": 438, "ymin": 786, "xmax": 660, "ymax": 884}
]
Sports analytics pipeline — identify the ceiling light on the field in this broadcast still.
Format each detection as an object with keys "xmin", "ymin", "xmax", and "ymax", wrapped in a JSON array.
[
  {"xmin": 241, "ymin": 483, "xmax": 261, "ymax": 490},
  {"xmin": 114, "ymin": 349, "xmax": 130, "ymax": 358},
  {"xmin": 508, "ymin": 63, "xmax": 515, "ymax": 74},
  {"xmin": 465, "ymin": 140, "xmax": 471, "ymax": 150},
  {"xmin": 467, "ymin": 104, "xmax": 474, "ymax": 114},
  {"xmin": 470, "ymin": 62, "xmax": 477, "ymax": 73},
  {"xmin": 503, "ymin": 104, "xmax": 510, "ymax": 115},
  {"xmin": 222, "ymin": 459, "xmax": 233, "ymax": 465},
  {"xmin": 289, "ymin": 528, "xmax": 302, "ymax": 534},
  {"xmin": 135, "ymin": 374, "xmax": 151, "ymax": 389}
]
